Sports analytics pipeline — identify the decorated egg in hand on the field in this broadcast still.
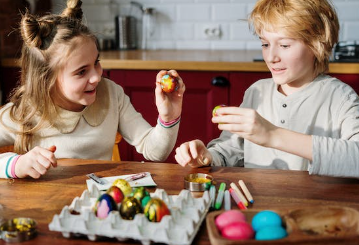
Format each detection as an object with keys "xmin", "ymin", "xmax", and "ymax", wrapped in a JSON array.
[
  {"xmin": 160, "ymin": 74, "xmax": 179, "ymax": 93},
  {"xmin": 131, "ymin": 187, "xmax": 150, "ymax": 206},
  {"xmin": 106, "ymin": 185, "xmax": 124, "ymax": 204},
  {"xmin": 144, "ymin": 198, "xmax": 171, "ymax": 222},
  {"xmin": 94, "ymin": 193, "xmax": 117, "ymax": 219},
  {"xmin": 112, "ymin": 179, "xmax": 132, "ymax": 197},
  {"xmin": 212, "ymin": 104, "xmax": 226, "ymax": 117},
  {"xmin": 119, "ymin": 196, "xmax": 143, "ymax": 220}
]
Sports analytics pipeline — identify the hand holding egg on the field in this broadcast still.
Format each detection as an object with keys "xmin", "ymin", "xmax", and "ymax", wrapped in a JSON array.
[{"xmin": 155, "ymin": 70, "xmax": 185, "ymax": 123}]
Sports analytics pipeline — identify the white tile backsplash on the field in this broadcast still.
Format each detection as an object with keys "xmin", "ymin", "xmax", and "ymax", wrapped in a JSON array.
[{"xmin": 52, "ymin": 0, "xmax": 359, "ymax": 50}]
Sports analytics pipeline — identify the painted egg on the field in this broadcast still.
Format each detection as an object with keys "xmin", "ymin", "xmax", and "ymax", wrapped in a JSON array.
[
  {"xmin": 106, "ymin": 185, "xmax": 124, "ymax": 204},
  {"xmin": 212, "ymin": 104, "xmax": 226, "ymax": 117},
  {"xmin": 119, "ymin": 196, "xmax": 143, "ymax": 220},
  {"xmin": 112, "ymin": 179, "xmax": 132, "ymax": 197},
  {"xmin": 131, "ymin": 187, "xmax": 150, "ymax": 204},
  {"xmin": 144, "ymin": 198, "xmax": 171, "ymax": 222},
  {"xmin": 141, "ymin": 195, "xmax": 151, "ymax": 207},
  {"xmin": 251, "ymin": 210, "xmax": 282, "ymax": 232},
  {"xmin": 255, "ymin": 226, "xmax": 288, "ymax": 240},
  {"xmin": 215, "ymin": 210, "xmax": 247, "ymax": 231},
  {"xmin": 221, "ymin": 222, "xmax": 255, "ymax": 240},
  {"xmin": 94, "ymin": 193, "xmax": 117, "ymax": 219},
  {"xmin": 160, "ymin": 74, "xmax": 179, "ymax": 93}
]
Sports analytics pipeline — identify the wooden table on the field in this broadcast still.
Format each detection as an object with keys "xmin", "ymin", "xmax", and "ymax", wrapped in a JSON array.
[{"xmin": 1, "ymin": 159, "xmax": 359, "ymax": 244}]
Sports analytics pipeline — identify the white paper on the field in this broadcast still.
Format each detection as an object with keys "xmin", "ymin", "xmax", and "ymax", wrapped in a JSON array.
[{"xmin": 86, "ymin": 172, "xmax": 157, "ymax": 191}]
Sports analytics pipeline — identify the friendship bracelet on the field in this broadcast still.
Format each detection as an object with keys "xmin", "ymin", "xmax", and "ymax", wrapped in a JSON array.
[
  {"xmin": 158, "ymin": 115, "xmax": 181, "ymax": 128},
  {"xmin": 11, "ymin": 155, "xmax": 21, "ymax": 179},
  {"xmin": 5, "ymin": 154, "xmax": 17, "ymax": 179}
]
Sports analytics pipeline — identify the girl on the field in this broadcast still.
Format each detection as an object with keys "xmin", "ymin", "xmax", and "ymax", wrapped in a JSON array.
[
  {"xmin": 175, "ymin": 0, "xmax": 359, "ymax": 178},
  {"xmin": 0, "ymin": 0, "xmax": 185, "ymax": 179}
]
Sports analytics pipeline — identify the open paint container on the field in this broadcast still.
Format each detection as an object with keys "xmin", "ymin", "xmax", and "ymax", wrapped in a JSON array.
[{"xmin": 184, "ymin": 173, "xmax": 213, "ymax": 191}]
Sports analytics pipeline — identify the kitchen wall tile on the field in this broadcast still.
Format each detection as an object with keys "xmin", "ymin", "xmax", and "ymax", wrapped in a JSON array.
[
  {"xmin": 212, "ymin": 4, "xmax": 247, "ymax": 21},
  {"xmin": 50, "ymin": 0, "xmax": 359, "ymax": 50}
]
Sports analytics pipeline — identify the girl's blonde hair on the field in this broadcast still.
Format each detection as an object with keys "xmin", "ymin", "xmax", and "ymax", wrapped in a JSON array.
[
  {"xmin": 248, "ymin": 0, "xmax": 339, "ymax": 76},
  {"xmin": 2, "ymin": 0, "xmax": 97, "ymax": 153}
]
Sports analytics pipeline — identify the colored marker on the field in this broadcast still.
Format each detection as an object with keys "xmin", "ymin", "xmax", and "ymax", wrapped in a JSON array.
[
  {"xmin": 224, "ymin": 190, "xmax": 231, "ymax": 211},
  {"xmin": 229, "ymin": 188, "xmax": 247, "ymax": 210},
  {"xmin": 230, "ymin": 182, "xmax": 248, "ymax": 207},
  {"xmin": 238, "ymin": 180, "xmax": 254, "ymax": 204},
  {"xmin": 215, "ymin": 183, "xmax": 226, "ymax": 210},
  {"xmin": 209, "ymin": 184, "xmax": 216, "ymax": 209}
]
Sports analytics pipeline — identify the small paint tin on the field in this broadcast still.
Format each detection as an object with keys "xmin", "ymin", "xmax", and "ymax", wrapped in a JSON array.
[
  {"xmin": 184, "ymin": 173, "xmax": 213, "ymax": 191},
  {"xmin": 0, "ymin": 217, "xmax": 37, "ymax": 242}
]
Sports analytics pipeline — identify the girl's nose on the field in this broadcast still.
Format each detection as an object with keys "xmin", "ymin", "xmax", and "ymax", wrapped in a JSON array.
[{"xmin": 89, "ymin": 66, "xmax": 103, "ymax": 84}]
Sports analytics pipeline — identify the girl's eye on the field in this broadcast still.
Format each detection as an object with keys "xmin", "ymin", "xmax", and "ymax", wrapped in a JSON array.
[
  {"xmin": 77, "ymin": 69, "xmax": 86, "ymax": 76},
  {"xmin": 281, "ymin": 45, "xmax": 290, "ymax": 48},
  {"xmin": 261, "ymin": 43, "xmax": 269, "ymax": 48},
  {"xmin": 95, "ymin": 59, "xmax": 100, "ymax": 66}
]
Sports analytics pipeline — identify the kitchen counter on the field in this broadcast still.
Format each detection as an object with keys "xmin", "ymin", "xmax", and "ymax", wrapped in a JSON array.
[{"xmin": 2, "ymin": 50, "xmax": 359, "ymax": 74}]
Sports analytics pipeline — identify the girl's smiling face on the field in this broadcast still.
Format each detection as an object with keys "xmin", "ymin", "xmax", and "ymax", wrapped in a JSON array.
[
  {"xmin": 260, "ymin": 30, "xmax": 316, "ymax": 95},
  {"xmin": 53, "ymin": 38, "xmax": 103, "ymax": 111}
]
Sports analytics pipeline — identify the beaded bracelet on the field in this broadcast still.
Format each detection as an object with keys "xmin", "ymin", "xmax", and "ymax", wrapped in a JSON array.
[
  {"xmin": 158, "ymin": 115, "xmax": 181, "ymax": 128},
  {"xmin": 11, "ymin": 155, "xmax": 21, "ymax": 179}
]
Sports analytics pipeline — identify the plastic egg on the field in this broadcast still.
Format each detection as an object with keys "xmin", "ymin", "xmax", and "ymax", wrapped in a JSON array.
[
  {"xmin": 106, "ymin": 185, "xmax": 124, "ymax": 204},
  {"xmin": 212, "ymin": 104, "xmax": 226, "ymax": 117},
  {"xmin": 251, "ymin": 210, "xmax": 282, "ymax": 232},
  {"xmin": 94, "ymin": 193, "xmax": 117, "ymax": 219},
  {"xmin": 119, "ymin": 196, "xmax": 143, "ymax": 220},
  {"xmin": 255, "ymin": 226, "xmax": 288, "ymax": 240},
  {"xmin": 112, "ymin": 179, "xmax": 132, "ymax": 196},
  {"xmin": 141, "ymin": 195, "xmax": 151, "ymax": 207},
  {"xmin": 160, "ymin": 74, "xmax": 179, "ymax": 93},
  {"xmin": 144, "ymin": 198, "xmax": 171, "ymax": 222},
  {"xmin": 221, "ymin": 222, "xmax": 255, "ymax": 240},
  {"xmin": 215, "ymin": 210, "xmax": 247, "ymax": 231},
  {"xmin": 131, "ymin": 187, "xmax": 150, "ymax": 204}
]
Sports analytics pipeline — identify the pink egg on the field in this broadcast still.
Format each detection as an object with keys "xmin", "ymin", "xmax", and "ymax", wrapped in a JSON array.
[
  {"xmin": 215, "ymin": 210, "xmax": 247, "ymax": 231},
  {"xmin": 221, "ymin": 222, "xmax": 255, "ymax": 240}
]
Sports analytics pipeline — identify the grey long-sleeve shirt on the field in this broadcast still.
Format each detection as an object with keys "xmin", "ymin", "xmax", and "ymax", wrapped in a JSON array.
[{"xmin": 208, "ymin": 75, "xmax": 359, "ymax": 178}]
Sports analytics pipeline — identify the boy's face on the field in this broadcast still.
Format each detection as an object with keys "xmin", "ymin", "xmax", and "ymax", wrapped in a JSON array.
[
  {"xmin": 260, "ymin": 30, "xmax": 315, "ymax": 95},
  {"xmin": 54, "ymin": 38, "xmax": 103, "ymax": 111}
]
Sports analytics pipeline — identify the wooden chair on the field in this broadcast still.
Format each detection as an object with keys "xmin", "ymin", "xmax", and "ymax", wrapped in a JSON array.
[{"xmin": 0, "ymin": 132, "xmax": 122, "ymax": 161}]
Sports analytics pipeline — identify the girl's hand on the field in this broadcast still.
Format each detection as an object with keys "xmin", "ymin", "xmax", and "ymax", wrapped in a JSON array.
[
  {"xmin": 212, "ymin": 106, "xmax": 277, "ymax": 147},
  {"xmin": 175, "ymin": 140, "xmax": 212, "ymax": 168},
  {"xmin": 155, "ymin": 70, "xmax": 185, "ymax": 122},
  {"xmin": 15, "ymin": 146, "xmax": 57, "ymax": 179}
]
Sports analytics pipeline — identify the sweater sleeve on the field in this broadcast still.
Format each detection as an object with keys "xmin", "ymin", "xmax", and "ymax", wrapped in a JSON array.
[
  {"xmin": 207, "ymin": 130, "xmax": 245, "ymax": 167},
  {"xmin": 113, "ymin": 82, "xmax": 179, "ymax": 162},
  {"xmin": 310, "ymin": 91, "xmax": 359, "ymax": 178}
]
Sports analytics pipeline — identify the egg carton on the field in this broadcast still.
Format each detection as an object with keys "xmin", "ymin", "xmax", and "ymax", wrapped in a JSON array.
[{"xmin": 48, "ymin": 185, "xmax": 211, "ymax": 245}]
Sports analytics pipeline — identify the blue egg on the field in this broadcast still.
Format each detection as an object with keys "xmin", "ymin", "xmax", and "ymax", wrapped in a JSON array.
[
  {"xmin": 255, "ymin": 226, "xmax": 288, "ymax": 240},
  {"xmin": 251, "ymin": 210, "xmax": 282, "ymax": 231}
]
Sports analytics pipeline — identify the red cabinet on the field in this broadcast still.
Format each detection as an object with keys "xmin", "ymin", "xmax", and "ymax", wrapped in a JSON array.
[{"xmin": 109, "ymin": 70, "xmax": 230, "ymax": 163}]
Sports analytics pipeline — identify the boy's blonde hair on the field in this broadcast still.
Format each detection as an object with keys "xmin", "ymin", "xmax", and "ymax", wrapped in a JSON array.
[
  {"xmin": 249, "ymin": 0, "xmax": 339, "ymax": 76},
  {"xmin": 2, "ymin": 0, "xmax": 98, "ymax": 153}
]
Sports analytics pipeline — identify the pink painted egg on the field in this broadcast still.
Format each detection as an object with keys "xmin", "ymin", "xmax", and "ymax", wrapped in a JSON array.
[
  {"xmin": 215, "ymin": 210, "xmax": 247, "ymax": 231},
  {"xmin": 221, "ymin": 222, "xmax": 255, "ymax": 240}
]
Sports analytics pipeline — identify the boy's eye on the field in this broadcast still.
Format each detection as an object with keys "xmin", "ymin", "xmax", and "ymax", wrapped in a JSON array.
[
  {"xmin": 261, "ymin": 43, "xmax": 269, "ymax": 48},
  {"xmin": 281, "ymin": 45, "xmax": 290, "ymax": 48},
  {"xmin": 95, "ymin": 59, "xmax": 100, "ymax": 66}
]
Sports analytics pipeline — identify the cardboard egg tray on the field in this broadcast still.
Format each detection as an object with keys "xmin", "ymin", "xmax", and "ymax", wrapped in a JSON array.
[{"xmin": 48, "ymin": 185, "xmax": 211, "ymax": 245}]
